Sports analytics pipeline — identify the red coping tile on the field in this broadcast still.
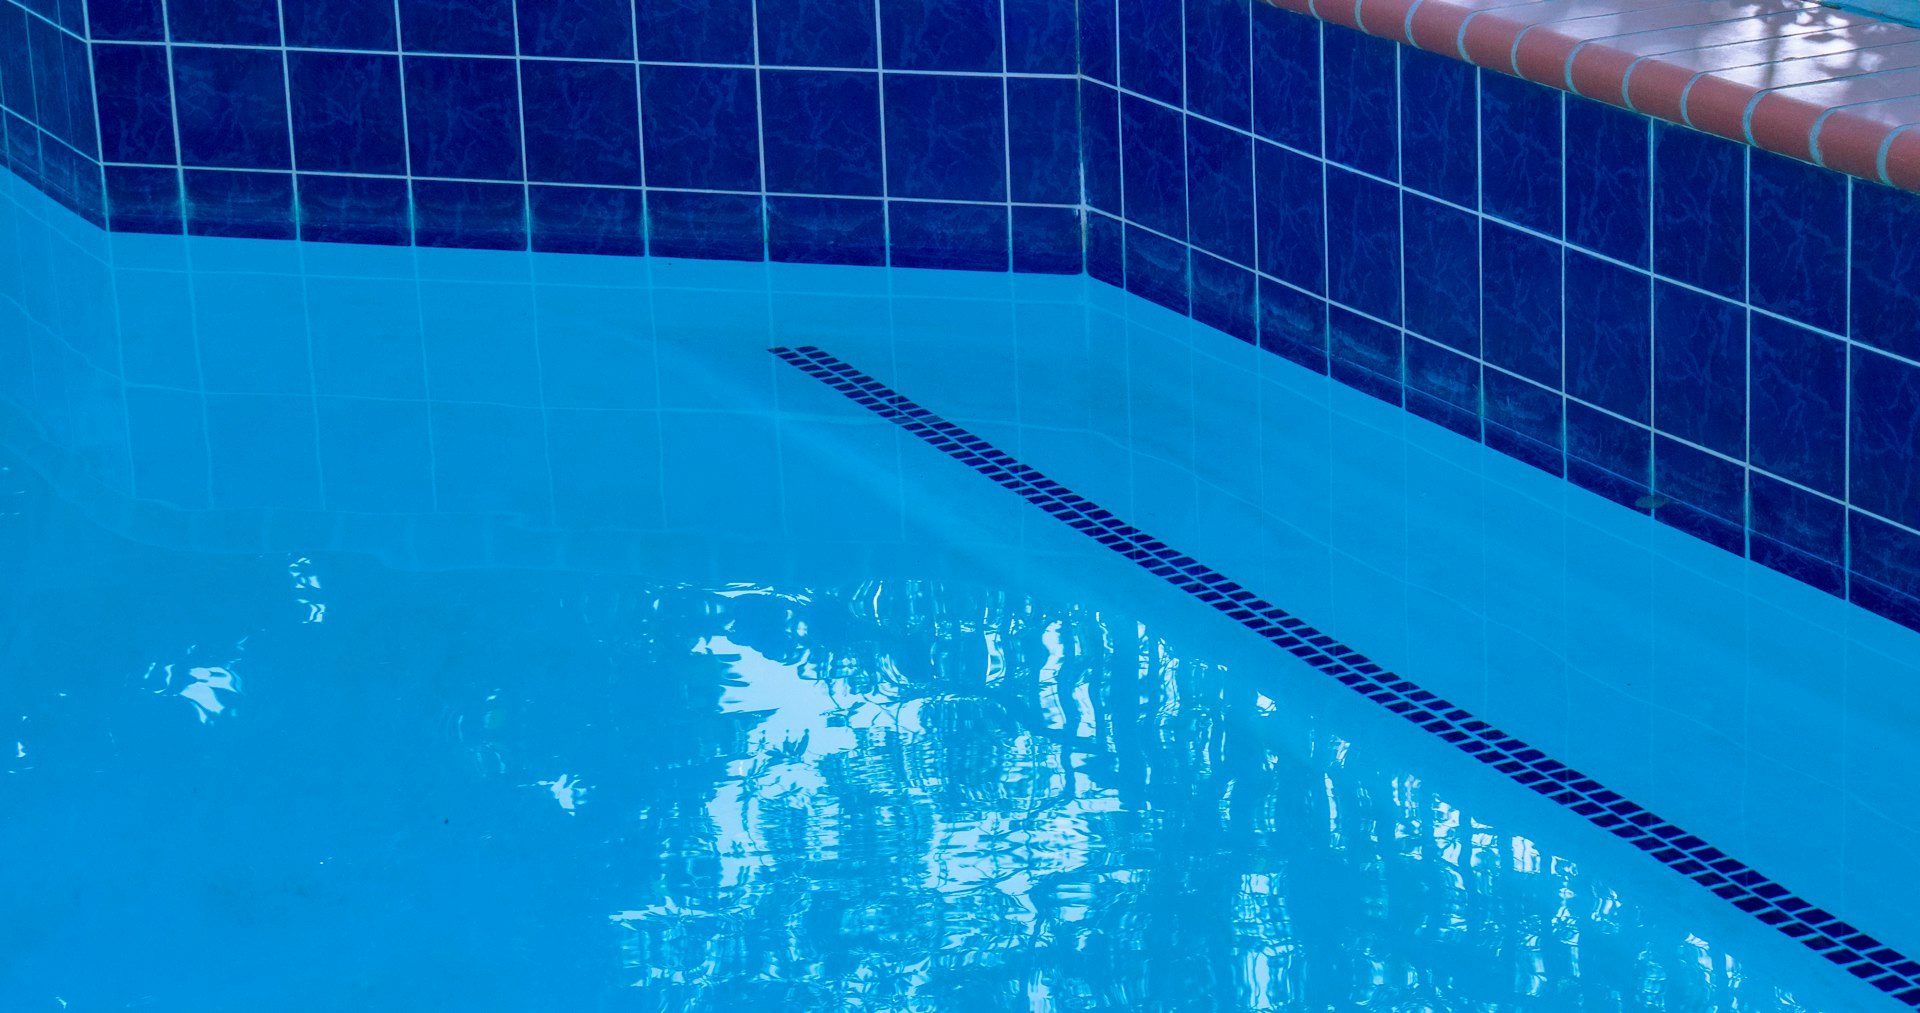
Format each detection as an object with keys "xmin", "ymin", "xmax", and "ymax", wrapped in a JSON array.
[
  {"xmin": 1457, "ymin": 0, "xmax": 1702, "ymax": 75},
  {"xmin": 1309, "ymin": 0, "xmax": 1364, "ymax": 31},
  {"xmin": 1686, "ymin": 42, "xmax": 1920, "ymax": 144},
  {"xmin": 1748, "ymin": 67, "xmax": 1920, "ymax": 161},
  {"xmin": 1265, "ymin": 0, "xmax": 1314, "ymax": 15},
  {"xmin": 1882, "ymin": 126, "xmax": 1920, "ymax": 188},
  {"xmin": 1404, "ymin": 0, "xmax": 1546, "ymax": 62},
  {"xmin": 1356, "ymin": 0, "xmax": 1423, "ymax": 43},
  {"xmin": 1513, "ymin": 0, "xmax": 1816, "ymax": 91},
  {"xmin": 1813, "ymin": 95, "xmax": 1920, "ymax": 179},
  {"xmin": 1574, "ymin": 7, "xmax": 1874, "ymax": 108},
  {"xmin": 1622, "ymin": 25, "xmax": 1911, "ymax": 122}
]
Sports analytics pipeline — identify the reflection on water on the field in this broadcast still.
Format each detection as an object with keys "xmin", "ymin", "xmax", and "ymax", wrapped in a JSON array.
[{"xmin": 459, "ymin": 579, "xmax": 1820, "ymax": 1011}]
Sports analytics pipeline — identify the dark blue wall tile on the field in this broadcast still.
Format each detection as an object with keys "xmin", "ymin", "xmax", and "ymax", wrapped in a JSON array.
[
  {"xmin": 284, "ymin": 0, "xmax": 395, "ymax": 49},
  {"xmin": 1852, "ymin": 182, "xmax": 1920, "ymax": 359},
  {"xmin": 1480, "ymin": 71, "xmax": 1560, "ymax": 235},
  {"xmin": 1256, "ymin": 140, "xmax": 1323, "ymax": 292},
  {"xmin": 59, "ymin": 30, "xmax": 98, "ymax": 157},
  {"xmin": 1, "ymin": 9, "xmax": 34, "ymax": 113},
  {"xmin": 518, "ymin": 0, "xmax": 632, "ymax": 58},
  {"xmin": 1120, "ymin": 0, "xmax": 1183, "ymax": 104},
  {"xmin": 764, "ymin": 70, "xmax": 885, "ymax": 198},
  {"xmin": 1329, "ymin": 305, "xmax": 1402, "ymax": 403},
  {"xmin": 530, "ymin": 184, "xmax": 644, "ymax": 255},
  {"xmin": 1005, "ymin": 0, "xmax": 1075, "ymax": 73},
  {"xmin": 1082, "ymin": 82, "xmax": 1121, "ymax": 215},
  {"xmin": 891, "ymin": 200, "xmax": 1008, "ymax": 271},
  {"xmin": 405, "ymin": 56, "xmax": 522, "ymax": 180},
  {"xmin": 1186, "ymin": 0, "xmax": 1250, "ymax": 128},
  {"xmin": 522, "ymin": 61, "xmax": 641, "ymax": 186},
  {"xmin": 1653, "ymin": 122, "xmax": 1744, "ymax": 300},
  {"xmin": 642, "ymin": 65, "xmax": 759, "ymax": 191},
  {"xmin": 1407, "ymin": 333, "xmax": 1479, "ymax": 416},
  {"xmin": 1192, "ymin": 252, "xmax": 1256, "ymax": 344},
  {"xmin": 1567, "ymin": 399, "xmax": 1649, "ymax": 507},
  {"xmin": 1187, "ymin": 117, "xmax": 1253, "ymax": 266},
  {"xmin": 1008, "ymin": 77, "xmax": 1079, "ymax": 205},
  {"xmin": 1653, "ymin": 281, "xmax": 1744, "ymax": 458},
  {"xmin": 1567, "ymin": 96, "xmax": 1648, "ymax": 267},
  {"xmin": 1258, "ymin": 277, "xmax": 1327, "ymax": 373},
  {"xmin": 1749, "ymin": 313, "xmax": 1844, "ymax": 497},
  {"xmin": 648, "ymin": 190, "xmax": 763, "ymax": 260},
  {"xmin": 1656, "ymin": 435, "xmax": 1742, "ymax": 522},
  {"xmin": 1751, "ymin": 471, "xmax": 1845, "ymax": 593},
  {"xmin": 1400, "ymin": 48, "xmax": 1476, "ymax": 208},
  {"xmin": 1851, "ymin": 510, "xmax": 1920, "ymax": 600},
  {"xmin": 169, "ymin": 0, "xmax": 278, "ymax": 45},
  {"xmin": 88, "ymin": 0, "xmax": 164, "ymax": 40},
  {"xmin": 1484, "ymin": 367, "xmax": 1563, "ymax": 474},
  {"xmin": 1081, "ymin": 0, "xmax": 1117, "ymax": 85},
  {"xmin": 94, "ymin": 43, "xmax": 175, "ymax": 165},
  {"xmin": 758, "ymin": 0, "xmax": 876, "ymax": 68},
  {"xmin": 127, "ymin": 388, "xmax": 209, "ymax": 508},
  {"xmin": 1750, "ymin": 150, "xmax": 1845, "ymax": 335},
  {"xmin": 638, "ymin": 0, "xmax": 753, "ymax": 63},
  {"xmin": 1126, "ymin": 223, "xmax": 1189, "ymax": 315},
  {"xmin": 1088, "ymin": 211, "xmax": 1124, "ymax": 286},
  {"xmin": 881, "ymin": 0, "xmax": 999, "ymax": 70},
  {"xmin": 317, "ymin": 397, "xmax": 435, "ymax": 514},
  {"xmin": 25, "ymin": 20, "xmax": 63, "ymax": 144},
  {"xmin": 300, "ymin": 173, "xmax": 410, "ymax": 245},
  {"xmin": 1565, "ymin": 252, "xmax": 1650, "ymax": 422},
  {"xmin": 173, "ymin": 46, "xmax": 289, "ymax": 169},
  {"xmin": 400, "ymin": 0, "xmax": 514, "ymax": 54},
  {"xmin": 412, "ymin": 178, "xmax": 526, "ymax": 250},
  {"xmin": 1252, "ymin": 4, "xmax": 1318, "ymax": 154},
  {"xmin": 1121, "ymin": 93, "xmax": 1185, "ymax": 239},
  {"xmin": 290, "ymin": 52, "xmax": 405, "ymax": 176},
  {"xmin": 207, "ymin": 395, "xmax": 322, "ymax": 510},
  {"xmin": 1852, "ymin": 348, "xmax": 1920, "ymax": 530},
  {"xmin": 1851, "ymin": 568, "xmax": 1920, "ymax": 631},
  {"xmin": 768, "ymin": 195, "xmax": 885, "ymax": 266},
  {"xmin": 1324, "ymin": 28, "xmax": 1397, "ymax": 180},
  {"xmin": 105, "ymin": 165, "xmax": 181, "ymax": 232},
  {"xmin": 184, "ymin": 169, "xmax": 293, "ymax": 239},
  {"xmin": 1403, "ymin": 193, "xmax": 1478, "ymax": 353},
  {"xmin": 1482, "ymin": 222, "xmax": 1560, "ymax": 386},
  {"xmin": 885, "ymin": 73, "xmax": 1005, "ymax": 201},
  {"xmin": 1326, "ymin": 167, "xmax": 1399, "ymax": 322},
  {"xmin": 1012, "ymin": 204, "xmax": 1082, "ymax": 274}
]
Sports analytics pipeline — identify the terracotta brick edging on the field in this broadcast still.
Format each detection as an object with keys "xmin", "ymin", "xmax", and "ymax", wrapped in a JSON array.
[{"xmin": 1265, "ymin": 0, "xmax": 1920, "ymax": 190}]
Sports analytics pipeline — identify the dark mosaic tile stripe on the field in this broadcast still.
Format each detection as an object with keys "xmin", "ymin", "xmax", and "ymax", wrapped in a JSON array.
[{"xmin": 771, "ymin": 342, "xmax": 1920, "ymax": 1007}]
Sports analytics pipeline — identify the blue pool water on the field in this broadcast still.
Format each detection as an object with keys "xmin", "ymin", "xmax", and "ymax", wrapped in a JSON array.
[{"xmin": 5, "ymin": 181, "xmax": 1920, "ymax": 1010}]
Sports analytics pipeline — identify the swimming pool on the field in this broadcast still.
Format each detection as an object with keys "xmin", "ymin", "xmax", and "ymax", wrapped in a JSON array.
[{"xmin": 4, "ymin": 172, "xmax": 1919, "ymax": 1009}]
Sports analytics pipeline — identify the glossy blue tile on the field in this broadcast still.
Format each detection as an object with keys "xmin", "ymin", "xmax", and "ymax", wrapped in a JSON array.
[
  {"xmin": 399, "ymin": 0, "xmax": 514, "ymax": 54},
  {"xmin": 1258, "ymin": 278, "xmax": 1327, "ymax": 373},
  {"xmin": 168, "ymin": 0, "xmax": 277, "ymax": 45},
  {"xmin": 299, "ymin": 173, "xmax": 410, "ymax": 245},
  {"xmin": 1082, "ymin": 82, "xmax": 1121, "ymax": 216},
  {"xmin": 530, "ymin": 184, "xmax": 643, "ymax": 255},
  {"xmin": 1852, "ymin": 568, "xmax": 1920, "ymax": 630},
  {"xmin": 173, "ymin": 47, "xmax": 289, "ymax": 170},
  {"xmin": 411, "ymin": 179, "xmax": 526, "ymax": 250},
  {"xmin": 1326, "ymin": 167, "xmax": 1399, "ymax": 322},
  {"xmin": 881, "ymin": 0, "xmax": 999, "ymax": 71},
  {"xmin": 1484, "ymin": 368, "xmax": 1563, "ymax": 474},
  {"xmin": 405, "ymin": 56, "xmax": 522, "ymax": 181},
  {"xmin": 289, "ymin": 52, "xmax": 405, "ymax": 176},
  {"xmin": 1252, "ymin": 4, "xmax": 1318, "ymax": 154},
  {"xmin": 24, "ymin": 20, "xmax": 65, "ymax": 142},
  {"xmin": 1656, "ymin": 435, "xmax": 1742, "ymax": 523},
  {"xmin": 1121, "ymin": 93, "xmax": 1185, "ymax": 240},
  {"xmin": 184, "ymin": 169, "xmax": 293, "ymax": 239},
  {"xmin": 1324, "ymin": 28, "xmax": 1397, "ymax": 179},
  {"xmin": 1565, "ymin": 252, "xmax": 1651, "ymax": 422},
  {"xmin": 1750, "ymin": 471, "xmax": 1845, "ymax": 593},
  {"xmin": 518, "ymin": 0, "xmax": 632, "ymax": 58},
  {"xmin": 88, "ymin": 0, "xmax": 164, "ymax": 40},
  {"xmin": 93, "ymin": 43, "xmax": 175, "ymax": 165},
  {"xmin": 1749, "ymin": 313, "xmax": 1844, "ymax": 498},
  {"xmin": 206, "ymin": 394, "xmax": 323, "ymax": 510},
  {"xmin": 1192, "ymin": 252, "xmax": 1255, "ymax": 344},
  {"xmin": 1482, "ymin": 222, "xmax": 1560, "ymax": 387},
  {"xmin": 768, "ymin": 196, "xmax": 885, "ymax": 266},
  {"xmin": 1120, "ymin": 0, "xmax": 1183, "ymax": 105},
  {"xmin": 1400, "ymin": 48, "xmax": 1476, "ymax": 208},
  {"xmin": 638, "ymin": 0, "xmax": 753, "ymax": 63},
  {"xmin": 758, "ymin": 0, "xmax": 876, "ymax": 68},
  {"xmin": 1088, "ymin": 211, "xmax": 1124, "ymax": 286},
  {"xmin": 1009, "ymin": 78, "xmax": 1079, "ymax": 205},
  {"xmin": 1750, "ymin": 150, "xmax": 1845, "ymax": 335},
  {"xmin": 1654, "ymin": 122, "xmax": 1744, "ymax": 300},
  {"xmin": 418, "ymin": 278, "xmax": 538, "ymax": 404},
  {"xmin": 1, "ymin": 9, "xmax": 32, "ymax": 114},
  {"xmin": 890, "ymin": 200, "xmax": 1007, "ymax": 272},
  {"xmin": 283, "ymin": 0, "xmax": 395, "ymax": 49},
  {"xmin": 1187, "ymin": 117, "xmax": 1254, "ymax": 266},
  {"xmin": 1480, "ymin": 71, "xmax": 1560, "ymax": 235},
  {"xmin": 647, "ymin": 190, "xmax": 764, "ymax": 261},
  {"xmin": 1566, "ymin": 399, "xmax": 1649, "ymax": 507},
  {"xmin": 1653, "ymin": 282, "xmax": 1744, "ymax": 458},
  {"xmin": 1256, "ymin": 139, "xmax": 1323, "ymax": 293},
  {"xmin": 522, "ymin": 61, "xmax": 641, "ymax": 186},
  {"xmin": 1851, "ymin": 347, "xmax": 1920, "ymax": 530},
  {"xmin": 1407, "ymin": 332, "xmax": 1480, "ymax": 420},
  {"xmin": 430, "ymin": 401, "xmax": 550, "ymax": 517},
  {"xmin": 1852, "ymin": 182, "xmax": 1920, "ymax": 359},
  {"xmin": 1567, "ymin": 96, "xmax": 1649, "ymax": 267},
  {"xmin": 1186, "ymin": 0, "xmax": 1251, "ymax": 128},
  {"xmin": 1005, "ymin": 0, "xmax": 1076, "ymax": 73},
  {"xmin": 59, "ymin": 30, "xmax": 98, "ymax": 157},
  {"xmin": 547, "ymin": 410, "xmax": 663, "ymax": 529},
  {"xmin": 884, "ymin": 73, "xmax": 1006, "ymax": 201},
  {"xmin": 1850, "ymin": 510, "xmax": 1920, "ymax": 599},
  {"xmin": 1403, "ymin": 193, "xmax": 1478, "ymax": 353},
  {"xmin": 317, "ymin": 397, "xmax": 435, "ymax": 514},
  {"xmin": 1329, "ymin": 305, "xmax": 1402, "ymax": 403},
  {"xmin": 105, "ymin": 165, "xmax": 181, "ymax": 233},
  {"xmin": 126, "ymin": 387, "xmax": 209, "ymax": 508},
  {"xmin": 642, "ymin": 65, "xmax": 759, "ymax": 191},
  {"xmin": 1012, "ymin": 205, "xmax": 1082, "ymax": 275},
  {"xmin": 1126, "ymin": 223, "xmax": 1188, "ymax": 315},
  {"xmin": 1081, "ymin": 0, "xmax": 1117, "ymax": 85}
]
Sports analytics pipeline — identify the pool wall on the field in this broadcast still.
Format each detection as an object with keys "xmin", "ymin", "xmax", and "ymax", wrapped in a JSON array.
[{"xmin": 1, "ymin": 0, "xmax": 1918, "ymax": 634}]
